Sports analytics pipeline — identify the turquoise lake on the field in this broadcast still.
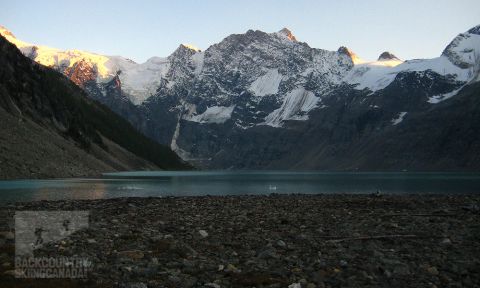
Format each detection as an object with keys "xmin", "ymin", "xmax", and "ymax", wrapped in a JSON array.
[{"xmin": 0, "ymin": 171, "xmax": 479, "ymax": 203}]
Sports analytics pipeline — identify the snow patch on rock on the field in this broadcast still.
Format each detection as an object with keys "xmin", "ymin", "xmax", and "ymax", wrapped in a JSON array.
[
  {"xmin": 391, "ymin": 112, "xmax": 407, "ymax": 125},
  {"xmin": 346, "ymin": 56, "xmax": 472, "ymax": 92},
  {"xmin": 192, "ymin": 51, "xmax": 205, "ymax": 76},
  {"xmin": 263, "ymin": 88, "xmax": 319, "ymax": 127},
  {"xmin": 187, "ymin": 105, "xmax": 235, "ymax": 124},
  {"xmin": 108, "ymin": 56, "xmax": 170, "ymax": 104},
  {"xmin": 428, "ymin": 86, "xmax": 465, "ymax": 104},
  {"xmin": 249, "ymin": 69, "xmax": 283, "ymax": 96}
]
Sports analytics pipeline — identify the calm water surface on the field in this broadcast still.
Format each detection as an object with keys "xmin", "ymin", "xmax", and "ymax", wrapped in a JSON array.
[{"xmin": 0, "ymin": 171, "xmax": 479, "ymax": 203}]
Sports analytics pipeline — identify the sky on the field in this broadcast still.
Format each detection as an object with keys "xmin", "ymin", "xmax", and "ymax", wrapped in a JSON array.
[{"xmin": 1, "ymin": 0, "xmax": 479, "ymax": 63}]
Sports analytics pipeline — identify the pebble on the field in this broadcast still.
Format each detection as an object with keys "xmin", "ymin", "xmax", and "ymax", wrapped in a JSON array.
[
  {"xmin": 440, "ymin": 238, "xmax": 452, "ymax": 245},
  {"xmin": 225, "ymin": 263, "xmax": 240, "ymax": 273},
  {"xmin": 198, "ymin": 229, "xmax": 209, "ymax": 238},
  {"xmin": 118, "ymin": 250, "xmax": 145, "ymax": 260},
  {"xmin": 427, "ymin": 266, "xmax": 439, "ymax": 275},
  {"xmin": 120, "ymin": 282, "xmax": 147, "ymax": 288},
  {"xmin": 291, "ymin": 267, "xmax": 302, "ymax": 273},
  {"xmin": 0, "ymin": 195, "xmax": 477, "ymax": 287},
  {"xmin": 276, "ymin": 239, "xmax": 287, "ymax": 248},
  {"xmin": 393, "ymin": 265, "xmax": 410, "ymax": 276}
]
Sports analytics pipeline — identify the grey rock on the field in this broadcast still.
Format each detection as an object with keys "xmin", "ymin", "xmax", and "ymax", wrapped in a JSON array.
[
  {"xmin": 198, "ymin": 229, "xmax": 209, "ymax": 238},
  {"xmin": 276, "ymin": 239, "xmax": 287, "ymax": 248},
  {"xmin": 393, "ymin": 265, "xmax": 410, "ymax": 276}
]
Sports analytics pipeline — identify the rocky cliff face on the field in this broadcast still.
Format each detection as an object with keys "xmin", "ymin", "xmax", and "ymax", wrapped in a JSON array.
[{"xmin": 3, "ymin": 25, "xmax": 480, "ymax": 170}]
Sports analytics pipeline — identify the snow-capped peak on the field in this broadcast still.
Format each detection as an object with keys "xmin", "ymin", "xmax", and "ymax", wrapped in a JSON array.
[
  {"xmin": 276, "ymin": 28, "xmax": 297, "ymax": 41},
  {"xmin": 0, "ymin": 25, "xmax": 15, "ymax": 39},
  {"xmin": 377, "ymin": 51, "xmax": 401, "ymax": 61},
  {"xmin": 0, "ymin": 25, "xmax": 35, "ymax": 50},
  {"xmin": 468, "ymin": 25, "xmax": 480, "ymax": 35},
  {"xmin": 345, "ymin": 24, "xmax": 480, "ymax": 93},
  {"xmin": 338, "ymin": 46, "xmax": 364, "ymax": 64},
  {"xmin": 180, "ymin": 43, "xmax": 201, "ymax": 52},
  {"xmin": 442, "ymin": 25, "xmax": 480, "ymax": 69}
]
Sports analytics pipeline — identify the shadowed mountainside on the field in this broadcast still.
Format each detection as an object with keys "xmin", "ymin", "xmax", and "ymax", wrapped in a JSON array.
[{"xmin": 0, "ymin": 35, "xmax": 190, "ymax": 179}]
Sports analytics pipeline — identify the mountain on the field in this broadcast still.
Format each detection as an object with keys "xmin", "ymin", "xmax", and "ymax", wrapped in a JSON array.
[
  {"xmin": 2, "ymin": 25, "xmax": 479, "ymax": 170},
  {"xmin": 0, "ymin": 34, "xmax": 189, "ymax": 179}
]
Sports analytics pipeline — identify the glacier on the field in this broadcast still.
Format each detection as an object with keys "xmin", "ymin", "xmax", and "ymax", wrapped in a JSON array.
[
  {"xmin": 263, "ymin": 88, "xmax": 319, "ymax": 127},
  {"xmin": 248, "ymin": 69, "xmax": 283, "ymax": 97},
  {"xmin": 186, "ymin": 105, "xmax": 236, "ymax": 124}
]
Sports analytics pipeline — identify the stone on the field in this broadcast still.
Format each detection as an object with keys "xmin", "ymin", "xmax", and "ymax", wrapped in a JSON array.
[
  {"xmin": 2, "ymin": 193, "xmax": 478, "ymax": 288},
  {"xmin": 291, "ymin": 267, "xmax": 302, "ymax": 273},
  {"xmin": 257, "ymin": 247, "xmax": 279, "ymax": 259},
  {"xmin": 199, "ymin": 230, "xmax": 209, "ymax": 238},
  {"xmin": 183, "ymin": 275, "xmax": 198, "ymax": 288},
  {"xmin": 427, "ymin": 266, "xmax": 439, "ymax": 275},
  {"xmin": 225, "ymin": 263, "xmax": 240, "ymax": 273},
  {"xmin": 373, "ymin": 250, "xmax": 384, "ymax": 258},
  {"xmin": 204, "ymin": 283, "xmax": 221, "ymax": 288},
  {"xmin": 288, "ymin": 283, "xmax": 301, "ymax": 288},
  {"xmin": 276, "ymin": 239, "xmax": 287, "ymax": 248},
  {"xmin": 440, "ymin": 238, "xmax": 452, "ymax": 245},
  {"xmin": 119, "ymin": 283, "xmax": 147, "ymax": 288},
  {"xmin": 118, "ymin": 250, "xmax": 145, "ymax": 260},
  {"xmin": 384, "ymin": 269, "xmax": 392, "ymax": 278},
  {"xmin": 393, "ymin": 265, "xmax": 410, "ymax": 276}
]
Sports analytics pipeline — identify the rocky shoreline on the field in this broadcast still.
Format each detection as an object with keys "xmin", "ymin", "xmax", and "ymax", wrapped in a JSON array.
[{"xmin": 0, "ymin": 194, "xmax": 479, "ymax": 287}]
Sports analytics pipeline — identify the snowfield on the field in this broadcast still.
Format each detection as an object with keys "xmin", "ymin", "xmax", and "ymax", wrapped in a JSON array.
[
  {"xmin": 264, "ymin": 88, "xmax": 319, "ymax": 127},
  {"xmin": 187, "ymin": 105, "xmax": 236, "ymax": 124},
  {"xmin": 249, "ymin": 69, "xmax": 283, "ymax": 97}
]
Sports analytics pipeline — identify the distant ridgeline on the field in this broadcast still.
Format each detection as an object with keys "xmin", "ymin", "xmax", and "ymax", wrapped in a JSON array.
[
  {"xmin": 2, "ymin": 25, "xmax": 480, "ymax": 171},
  {"xmin": 0, "ymin": 35, "xmax": 190, "ymax": 179}
]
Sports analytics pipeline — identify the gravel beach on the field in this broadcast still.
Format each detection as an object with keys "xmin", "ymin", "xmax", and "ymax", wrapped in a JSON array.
[{"xmin": 0, "ymin": 194, "xmax": 479, "ymax": 288}]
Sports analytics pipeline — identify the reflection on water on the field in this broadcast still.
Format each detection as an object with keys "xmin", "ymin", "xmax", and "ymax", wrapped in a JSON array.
[
  {"xmin": 33, "ymin": 181, "xmax": 107, "ymax": 202},
  {"xmin": 0, "ymin": 171, "xmax": 479, "ymax": 203}
]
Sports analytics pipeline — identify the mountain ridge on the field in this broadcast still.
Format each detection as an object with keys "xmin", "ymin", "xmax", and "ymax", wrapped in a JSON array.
[{"xmin": 2, "ymin": 24, "xmax": 480, "ymax": 171}]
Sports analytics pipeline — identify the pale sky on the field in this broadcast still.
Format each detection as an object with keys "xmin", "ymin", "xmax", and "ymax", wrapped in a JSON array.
[{"xmin": 1, "ymin": 0, "xmax": 479, "ymax": 63}]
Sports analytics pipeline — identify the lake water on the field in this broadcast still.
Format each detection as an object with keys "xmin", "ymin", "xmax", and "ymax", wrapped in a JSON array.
[{"xmin": 0, "ymin": 171, "xmax": 479, "ymax": 203}]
